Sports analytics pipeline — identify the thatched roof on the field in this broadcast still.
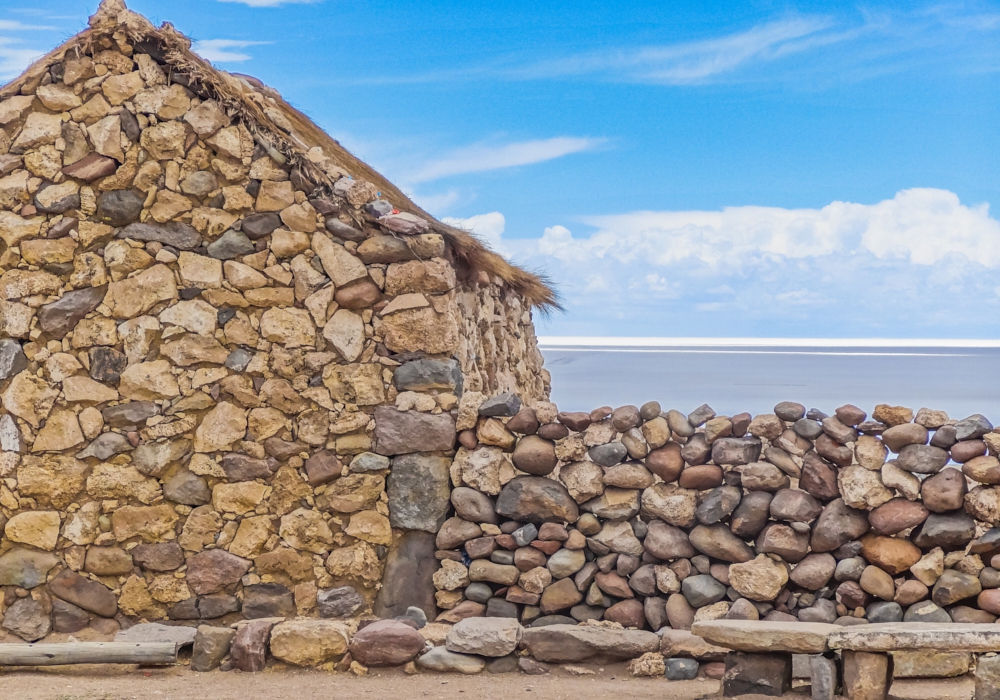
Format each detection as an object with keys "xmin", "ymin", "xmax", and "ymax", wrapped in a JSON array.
[{"xmin": 0, "ymin": 0, "xmax": 558, "ymax": 310}]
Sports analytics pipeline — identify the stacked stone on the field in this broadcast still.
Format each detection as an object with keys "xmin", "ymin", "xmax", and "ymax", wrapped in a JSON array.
[
  {"xmin": 0, "ymin": 21, "xmax": 543, "ymax": 646},
  {"xmin": 436, "ymin": 397, "xmax": 1000, "ymax": 634}
]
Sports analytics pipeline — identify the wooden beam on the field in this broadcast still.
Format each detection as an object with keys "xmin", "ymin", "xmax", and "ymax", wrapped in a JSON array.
[{"xmin": 0, "ymin": 642, "xmax": 178, "ymax": 666}]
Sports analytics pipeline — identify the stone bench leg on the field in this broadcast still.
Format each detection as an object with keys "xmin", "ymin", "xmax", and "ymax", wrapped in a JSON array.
[
  {"xmin": 977, "ymin": 654, "xmax": 1000, "ymax": 700},
  {"xmin": 842, "ymin": 650, "xmax": 892, "ymax": 700},
  {"xmin": 810, "ymin": 654, "xmax": 839, "ymax": 700},
  {"xmin": 722, "ymin": 651, "xmax": 792, "ymax": 697}
]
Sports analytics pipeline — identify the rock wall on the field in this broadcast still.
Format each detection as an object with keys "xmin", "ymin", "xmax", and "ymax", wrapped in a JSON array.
[
  {"xmin": 0, "ymin": 33, "xmax": 545, "ymax": 644},
  {"xmin": 437, "ymin": 398, "xmax": 1000, "ymax": 631}
]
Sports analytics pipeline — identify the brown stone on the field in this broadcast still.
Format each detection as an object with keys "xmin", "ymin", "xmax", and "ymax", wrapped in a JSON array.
[
  {"xmin": 860, "ymin": 534, "xmax": 921, "ymax": 575},
  {"xmin": 678, "ymin": 464, "xmax": 723, "ymax": 490},
  {"xmin": 186, "ymin": 549, "xmax": 251, "ymax": 595},
  {"xmin": 800, "ymin": 453, "xmax": 840, "ymax": 501},
  {"xmin": 921, "ymin": 468, "xmax": 968, "ymax": 512},
  {"xmin": 48, "ymin": 569, "xmax": 118, "ymax": 618},
  {"xmin": 869, "ymin": 498, "xmax": 929, "ymax": 535},
  {"xmin": 964, "ymin": 456, "xmax": 1000, "ymax": 485},
  {"xmin": 952, "ymin": 440, "xmax": 988, "ymax": 463},
  {"xmin": 539, "ymin": 578, "xmax": 584, "ymax": 613},
  {"xmin": 231, "ymin": 620, "xmax": 274, "ymax": 672},
  {"xmin": 511, "ymin": 435, "xmax": 557, "ymax": 476},
  {"xmin": 646, "ymin": 443, "xmax": 683, "ymax": 482},
  {"xmin": 350, "ymin": 619, "xmax": 426, "ymax": 666},
  {"xmin": 756, "ymin": 523, "xmax": 810, "ymax": 563}
]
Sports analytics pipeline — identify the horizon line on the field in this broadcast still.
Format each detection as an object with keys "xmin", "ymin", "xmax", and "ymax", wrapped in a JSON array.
[{"xmin": 537, "ymin": 336, "xmax": 1000, "ymax": 348}]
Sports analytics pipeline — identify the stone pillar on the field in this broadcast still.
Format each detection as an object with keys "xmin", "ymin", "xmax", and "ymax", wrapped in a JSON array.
[
  {"xmin": 810, "ymin": 654, "xmax": 839, "ymax": 700},
  {"xmin": 976, "ymin": 654, "xmax": 1000, "ymax": 700},
  {"xmin": 722, "ymin": 651, "xmax": 793, "ymax": 697},
  {"xmin": 842, "ymin": 650, "xmax": 892, "ymax": 700}
]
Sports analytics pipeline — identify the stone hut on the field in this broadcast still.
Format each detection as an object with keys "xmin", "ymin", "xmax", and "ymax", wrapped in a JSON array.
[{"xmin": 0, "ymin": 0, "xmax": 553, "ymax": 640}]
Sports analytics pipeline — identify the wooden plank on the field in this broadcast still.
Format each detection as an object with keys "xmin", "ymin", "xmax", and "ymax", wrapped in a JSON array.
[{"xmin": 0, "ymin": 642, "xmax": 178, "ymax": 666}]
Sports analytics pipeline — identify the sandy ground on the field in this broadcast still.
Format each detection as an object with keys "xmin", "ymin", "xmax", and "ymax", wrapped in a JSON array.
[{"xmin": 0, "ymin": 664, "xmax": 742, "ymax": 700}]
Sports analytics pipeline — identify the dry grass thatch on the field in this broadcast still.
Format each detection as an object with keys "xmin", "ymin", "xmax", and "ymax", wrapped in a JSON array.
[{"xmin": 0, "ymin": 0, "xmax": 559, "ymax": 310}]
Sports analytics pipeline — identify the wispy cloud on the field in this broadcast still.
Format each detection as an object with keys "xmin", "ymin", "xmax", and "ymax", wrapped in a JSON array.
[
  {"xmin": 217, "ymin": 0, "xmax": 320, "ymax": 6},
  {"xmin": 0, "ymin": 20, "xmax": 55, "ymax": 31},
  {"xmin": 0, "ymin": 38, "xmax": 44, "ymax": 80},
  {"xmin": 192, "ymin": 39, "xmax": 270, "ymax": 63},
  {"xmin": 448, "ymin": 189, "xmax": 1000, "ymax": 337},
  {"xmin": 521, "ymin": 17, "xmax": 835, "ymax": 84},
  {"xmin": 411, "ymin": 136, "xmax": 604, "ymax": 183}
]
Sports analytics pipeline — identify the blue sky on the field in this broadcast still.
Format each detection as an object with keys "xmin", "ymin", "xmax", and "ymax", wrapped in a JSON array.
[{"xmin": 4, "ymin": 1, "xmax": 1000, "ymax": 338}]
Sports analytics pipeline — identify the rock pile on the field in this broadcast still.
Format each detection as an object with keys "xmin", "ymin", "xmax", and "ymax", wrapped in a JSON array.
[
  {"xmin": 0, "ymin": 0, "xmax": 546, "ymax": 646},
  {"xmin": 436, "ymin": 398, "xmax": 1000, "ymax": 635}
]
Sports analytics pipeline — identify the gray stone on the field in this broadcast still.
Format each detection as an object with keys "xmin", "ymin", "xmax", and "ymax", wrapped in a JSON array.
[
  {"xmin": 0, "ymin": 414, "xmax": 23, "ymax": 453},
  {"xmin": 49, "ymin": 569, "xmax": 118, "ymax": 617},
  {"xmin": 689, "ymin": 524, "xmax": 754, "ymax": 563},
  {"xmin": 696, "ymin": 485, "xmax": 742, "ymax": 525},
  {"xmin": 97, "ymin": 189, "xmax": 144, "ymax": 227},
  {"xmin": 451, "ymin": 487, "xmax": 498, "ymax": 524},
  {"xmin": 446, "ymin": 617, "xmax": 523, "ymax": 657},
  {"xmin": 115, "ymin": 622, "xmax": 197, "ymax": 646},
  {"xmin": 224, "ymin": 348, "xmax": 252, "ymax": 371},
  {"xmin": 387, "ymin": 453, "xmax": 451, "ymax": 532},
  {"xmin": 131, "ymin": 438, "xmax": 191, "ymax": 478},
  {"xmin": 465, "ymin": 582, "xmax": 493, "ymax": 604},
  {"xmin": 416, "ymin": 646, "xmax": 485, "ymax": 673},
  {"xmin": 793, "ymin": 418, "xmax": 824, "ymax": 439},
  {"xmin": 798, "ymin": 599, "xmax": 838, "ymax": 623},
  {"xmin": 810, "ymin": 655, "xmax": 838, "ymax": 700},
  {"xmin": 393, "ymin": 358, "xmax": 462, "ymax": 393},
  {"xmin": 37, "ymin": 284, "xmax": 108, "ymax": 339},
  {"xmin": 665, "ymin": 657, "xmax": 700, "ymax": 680},
  {"xmin": 241, "ymin": 213, "xmax": 281, "ymax": 239},
  {"xmin": 496, "ymin": 476, "xmax": 580, "ymax": 524},
  {"xmin": 897, "ymin": 444, "xmax": 950, "ymax": 473},
  {"xmin": 903, "ymin": 601, "xmax": 952, "ymax": 623},
  {"xmin": 479, "ymin": 393, "xmax": 521, "ymax": 417},
  {"xmin": 913, "ymin": 512, "xmax": 977, "ymax": 549},
  {"xmin": 977, "ymin": 654, "xmax": 1000, "ymax": 700},
  {"xmin": 102, "ymin": 401, "xmax": 159, "ymax": 428},
  {"xmin": 51, "ymin": 599, "xmax": 89, "ymax": 633},
  {"xmin": 521, "ymin": 624, "xmax": 659, "ymax": 662},
  {"xmin": 131, "ymin": 542, "xmax": 185, "ymax": 572},
  {"xmin": 775, "ymin": 402, "xmax": 806, "ymax": 421},
  {"xmin": 588, "ymin": 442, "xmax": 628, "ymax": 467},
  {"xmin": 722, "ymin": 651, "xmax": 792, "ymax": 697},
  {"xmin": 2, "ymin": 598, "xmax": 50, "ymax": 641},
  {"xmin": 731, "ymin": 491, "xmax": 773, "ymax": 539},
  {"xmin": 374, "ymin": 406, "xmax": 456, "ymax": 455},
  {"xmin": 513, "ymin": 523, "xmax": 538, "ymax": 547},
  {"xmin": 682, "ymin": 574, "xmax": 727, "ymax": 607},
  {"xmin": 486, "ymin": 654, "xmax": 519, "ymax": 673},
  {"xmin": 956, "ymin": 414, "xmax": 993, "ymax": 441},
  {"xmin": 350, "ymin": 452, "xmax": 391, "ymax": 473},
  {"xmin": 711, "ymin": 437, "xmax": 762, "ymax": 466},
  {"xmin": 0, "ymin": 548, "xmax": 60, "ymax": 588},
  {"xmin": 76, "ymin": 432, "xmax": 133, "ymax": 460},
  {"xmin": 163, "ymin": 469, "xmax": 211, "ymax": 506},
  {"xmin": 486, "ymin": 598, "xmax": 518, "ymax": 618},
  {"xmin": 206, "ymin": 229, "xmax": 254, "ymax": 259},
  {"xmin": 373, "ymin": 531, "xmax": 437, "ymax": 621},
  {"xmin": 403, "ymin": 605, "xmax": 427, "ymax": 628},
  {"xmin": 242, "ymin": 582, "xmax": 294, "ymax": 619},
  {"xmin": 0, "ymin": 339, "xmax": 26, "ymax": 381},
  {"xmin": 811, "ymin": 499, "xmax": 871, "ymax": 553},
  {"xmin": 192, "ymin": 625, "xmax": 235, "ymax": 672},
  {"xmin": 318, "ymin": 586, "xmax": 364, "ymax": 618},
  {"xmin": 118, "ymin": 221, "xmax": 202, "ymax": 250},
  {"xmin": 867, "ymin": 601, "xmax": 903, "ymax": 623}
]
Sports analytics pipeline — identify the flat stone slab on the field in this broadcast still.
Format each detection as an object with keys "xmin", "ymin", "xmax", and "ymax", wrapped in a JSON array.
[
  {"xmin": 521, "ymin": 624, "xmax": 659, "ymax": 663},
  {"xmin": 690, "ymin": 620, "xmax": 838, "ymax": 654},
  {"xmin": 830, "ymin": 623, "xmax": 1000, "ymax": 652},
  {"xmin": 888, "ymin": 677, "xmax": 975, "ymax": 700},
  {"xmin": 114, "ymin": 622, "xmax": 197, "ymax": 647}
]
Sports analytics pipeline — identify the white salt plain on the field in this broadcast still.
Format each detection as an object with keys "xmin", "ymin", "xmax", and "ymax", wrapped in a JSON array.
[{"xmin": 539, "ymin": 337, "xmax": 1000, "ymax": 420}]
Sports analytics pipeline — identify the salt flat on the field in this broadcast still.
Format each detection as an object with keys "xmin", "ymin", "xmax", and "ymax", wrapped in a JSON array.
[{"xmin": 539, "ymin": 337, "xmax": 1000, "ymax": 419}]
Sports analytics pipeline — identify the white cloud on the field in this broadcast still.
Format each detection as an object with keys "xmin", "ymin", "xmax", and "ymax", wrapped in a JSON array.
[
  {"xmin": 192, "ymin": 39, "xmax": 269, "ymax": 63},
  {"xmin": 0, "ymin": 38, "xmax": 44, "ymax": 79},
  {"xmin": 217, "ymin": 0, "xmax": 319, "ymax": 6},
  {"xmin": 443, "ymin": 212, "xmax": 507, "ymax": 255},
  {"xmin": 0, "ymin": 20, "xmax": 55, "ymax": 30},
  {"xmin": 465, "ymin": 188, "xmax": 1000, "ymax": 337},
  {"xmin": 411, "ymin": 137, "xmax": 604, "ymax": 183},
  {"xmin": 525, "ymin": 17, "xmax": 834, "ymax": 84}
]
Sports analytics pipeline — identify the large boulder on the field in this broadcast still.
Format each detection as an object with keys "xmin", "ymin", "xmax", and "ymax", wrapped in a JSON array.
[
  {"xmin": 268, "ymin": 620, "xmax": 350, "ymax": 667},
  {"xmin": 387, "ymin": 453, "xmax": 451, "ymax": 532}
]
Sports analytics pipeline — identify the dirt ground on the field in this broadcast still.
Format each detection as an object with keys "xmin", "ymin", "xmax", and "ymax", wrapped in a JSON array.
[{"xmin": 0, "ymin": 664, "xmax": 741, "ymax": 700}]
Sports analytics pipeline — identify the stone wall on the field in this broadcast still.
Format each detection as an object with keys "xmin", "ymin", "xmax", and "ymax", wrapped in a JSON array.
[
  {"xmin": 0, "ymin": 32, "xmax": 546, "ymax": 645},
  {"xmin": 436, "ymin": 397, "xmax": 1000, "ymax": 633}
]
